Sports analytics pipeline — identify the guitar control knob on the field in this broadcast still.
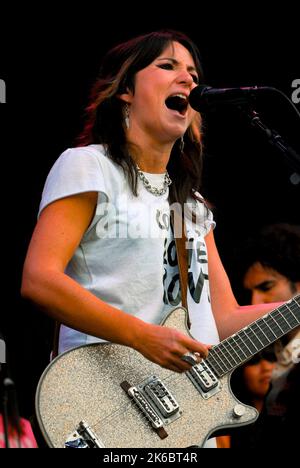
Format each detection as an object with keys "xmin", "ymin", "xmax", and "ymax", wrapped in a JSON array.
[{"xmin": 232, "ymin": 404, "xmax": 245, "ymax": 418}]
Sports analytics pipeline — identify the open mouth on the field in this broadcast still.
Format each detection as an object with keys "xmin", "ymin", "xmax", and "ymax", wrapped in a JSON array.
[{"xmin": 165, "ymin": 94, "xmax": 188, "ymax": 116}]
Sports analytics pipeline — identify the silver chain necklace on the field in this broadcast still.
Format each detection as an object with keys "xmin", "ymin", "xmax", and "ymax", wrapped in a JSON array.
[{"xmin": 136, "ymin": 165, "xmax": 172, "ymax": 196}]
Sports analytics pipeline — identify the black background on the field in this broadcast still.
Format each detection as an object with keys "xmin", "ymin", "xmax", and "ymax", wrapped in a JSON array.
[{"xmin": 0, "ymin": 5, "xmax": 299, "ymax": 418}]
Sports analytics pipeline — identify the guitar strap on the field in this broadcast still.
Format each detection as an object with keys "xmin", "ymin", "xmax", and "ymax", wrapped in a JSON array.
[
  {"xmin": 170, "ymin": 205, "xmax": 191, "ymax": 329},
  {"xmin": 52, "ymin": 320, "xmax": 60, "ymax": 360}
]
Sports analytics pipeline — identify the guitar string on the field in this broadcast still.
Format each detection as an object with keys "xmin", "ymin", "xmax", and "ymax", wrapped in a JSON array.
[
  {"xmin": 93, "ymin": 399, "xmax": 153, "ymax": 440},
  {"xmin": 208, "ymin": 303, "xmax": 300, "ymax": 373}
]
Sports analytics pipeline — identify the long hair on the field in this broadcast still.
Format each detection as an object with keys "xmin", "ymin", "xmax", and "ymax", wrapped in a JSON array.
[
  {"xmin": 230, "ymin": 345, "xmax": 277, "ymax": 407},
  {"xmin": 77, "ymin": 29, "xmax": 204, "ymax": 206}
]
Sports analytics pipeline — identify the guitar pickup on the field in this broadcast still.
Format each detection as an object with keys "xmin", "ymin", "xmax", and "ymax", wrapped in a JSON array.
[
  {"xmin": 121, "ymin": 376, "xmax": 182, "ymax": 431},
  {"xmin": 186, "ymin": 361, "xmax": 221, "ymax": 399},
  {"xmin": 143, "ymin": 376, "xmax": 179, "ymax": 418}
]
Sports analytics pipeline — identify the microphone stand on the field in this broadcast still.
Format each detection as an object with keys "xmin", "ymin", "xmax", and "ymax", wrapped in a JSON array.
[
  {"xmin": 0, "ymin": 337, "xmax": 10, "ymax": 448},
  {"xmin": 1, "ymin": 338, "xmax": 21, "ymax": 449},
  {"xmin": 2, "ymin": 377, "xmax": 10, "ymax": 448},
  {"xmin": 242, "ymin": 108, "xmax": 300, "ymax": 184}
]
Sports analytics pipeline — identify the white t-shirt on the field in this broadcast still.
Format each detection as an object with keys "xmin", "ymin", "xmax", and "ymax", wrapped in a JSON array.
[{"xmin": 39, "ymin": 144, "xmax": 220, "ymax": 354}]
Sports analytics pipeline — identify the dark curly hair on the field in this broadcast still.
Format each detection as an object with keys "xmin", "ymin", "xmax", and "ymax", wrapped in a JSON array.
[{"xmin": 236, "ymin": 223, "xmax": 300, "ymax": 284}]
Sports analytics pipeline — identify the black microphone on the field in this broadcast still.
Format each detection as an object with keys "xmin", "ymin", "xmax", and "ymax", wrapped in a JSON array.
[{"xmin": 189, "ymin": 84, "xmax": 275, "ymax": 110}]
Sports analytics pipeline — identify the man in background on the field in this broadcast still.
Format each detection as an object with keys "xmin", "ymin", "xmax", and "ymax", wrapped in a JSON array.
[
  {"xmin": 233, "ymin": 223, "xmax": 300, "ymax": 447},
  {"xmin": 239, "ymin": 223, "xmax": 300, "ymax": 377}
]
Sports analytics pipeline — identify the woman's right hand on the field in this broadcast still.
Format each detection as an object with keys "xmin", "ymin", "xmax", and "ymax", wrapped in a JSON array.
[{"xmin": 133, "ymin": 322, "xmax": 210, "ymax": 373}]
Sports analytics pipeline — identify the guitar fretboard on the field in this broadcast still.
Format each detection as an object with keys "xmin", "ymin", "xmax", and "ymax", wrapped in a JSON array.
[{"xmin": 206, "ymin": 294, "xmax": 300, "ymax": 377}]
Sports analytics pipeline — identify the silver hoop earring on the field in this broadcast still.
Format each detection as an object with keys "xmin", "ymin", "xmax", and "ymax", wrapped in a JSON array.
[
  {"xmin": 124, "ymin": 103, "xmax": 130, "ymax": 130},
  {"xmin": 179, "ymin": 136, "xmax": 185, "ymax": 154}
]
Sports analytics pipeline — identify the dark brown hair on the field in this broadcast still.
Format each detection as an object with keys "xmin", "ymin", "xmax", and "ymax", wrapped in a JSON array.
[
  {"xmin": 237, "ymin": 223, "xmax": 300, "ymax": 284},
  {"xmin": 78, "ymin": 29, "xmax": 205, "ymax": 206}
]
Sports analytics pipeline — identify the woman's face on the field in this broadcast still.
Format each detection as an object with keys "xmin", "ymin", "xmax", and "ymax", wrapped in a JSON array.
[
  {"xmin": 123, "ymin": 41, "xmax": 199, "ymax": 146},
  {"xmin": 243, "ymin": 359, "xmax": 275, "ymax": 399}
]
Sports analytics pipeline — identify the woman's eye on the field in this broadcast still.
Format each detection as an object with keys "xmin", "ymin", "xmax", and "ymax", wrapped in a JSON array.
[
  {"xmin": 158, "ymin": 63, "xmax": 173, "ymax": 70},
  {"xmin": 158, "ymin": 64, "xmax": 199, "ymax": 84},
  {"xmin": 259, "ymin": 283, "xmax": 274, "ymax": 292}
]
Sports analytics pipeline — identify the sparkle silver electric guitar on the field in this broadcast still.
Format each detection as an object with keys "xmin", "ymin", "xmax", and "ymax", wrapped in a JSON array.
[{"xmin": 35, "ymin": 294, "xmax": 300, "ymax": 448}]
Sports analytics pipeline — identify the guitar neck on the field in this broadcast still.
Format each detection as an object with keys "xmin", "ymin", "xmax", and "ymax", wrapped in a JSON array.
[{"xmin": 206, "ymin": 294, "xmax": 300, "ymax": 377}]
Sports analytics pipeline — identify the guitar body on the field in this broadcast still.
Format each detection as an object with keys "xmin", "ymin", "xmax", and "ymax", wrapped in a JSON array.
[{"xmin": 35, "ymin": 307, "xmax": 258, "ymax": 448}]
